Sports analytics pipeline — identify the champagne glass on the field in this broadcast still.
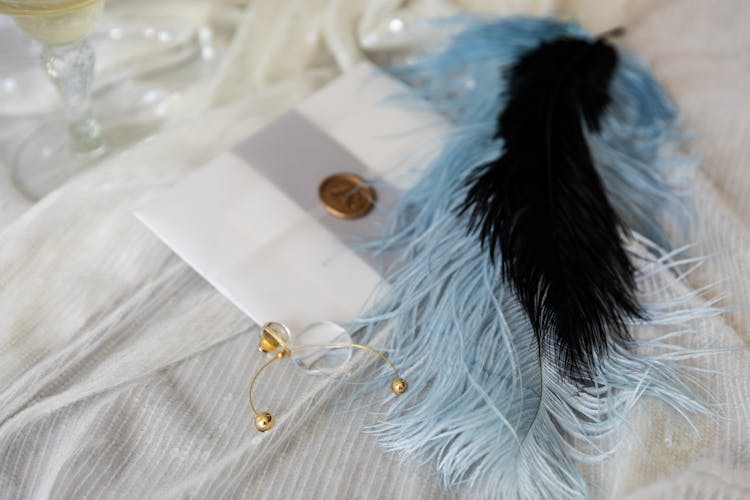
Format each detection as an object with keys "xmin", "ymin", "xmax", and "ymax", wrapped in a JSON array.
[{"xmin": 0, "ymin": 0, "xmax": 105, "ymax": 199}]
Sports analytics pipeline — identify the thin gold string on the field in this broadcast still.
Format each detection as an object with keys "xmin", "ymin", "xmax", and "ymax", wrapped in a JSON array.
[
  {"xmin": 248, "ymin": 343, "xmax": 400, "ymax": 416},
  {"xmin": 248, "ymin": 354, "xmax": 283, "ymax": 415},
  {"xmin": 293, "ymin": 343, "xmax": 401, "ymax": 378}
]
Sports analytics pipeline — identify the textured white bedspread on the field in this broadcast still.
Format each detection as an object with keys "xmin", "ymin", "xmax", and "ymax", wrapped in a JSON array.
[{"xmin": 1, "ymin": 0, "xmax": 749, "ymax": 498}]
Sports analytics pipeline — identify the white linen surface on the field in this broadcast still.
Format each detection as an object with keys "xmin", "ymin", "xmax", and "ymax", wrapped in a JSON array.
[{"xmin": 1, "ymin": 0, "xmax": 749, "ymax": 498}]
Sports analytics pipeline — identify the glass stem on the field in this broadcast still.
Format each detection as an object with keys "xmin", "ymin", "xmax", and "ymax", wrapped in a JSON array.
[{"xmin": 41, "ymin": 37, "xmax": 103, "ymax": 154}]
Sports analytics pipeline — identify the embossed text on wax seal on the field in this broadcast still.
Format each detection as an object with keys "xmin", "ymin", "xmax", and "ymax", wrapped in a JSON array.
[{"xmin": 318, "ymin": 173, "xmax": 376, "ymax": 219}]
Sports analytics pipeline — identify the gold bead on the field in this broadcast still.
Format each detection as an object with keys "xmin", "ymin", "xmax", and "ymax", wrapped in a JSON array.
[
  {"xmin": 391, "ymin": 378, "xmax": 407, "ymax": 395},
  {"xmin": 258, "ymin": 322, "xmax": 291, "ymax": 357},
  {"xmin": 254, "ymin": 411, "xmax": 275, "ymax": 432}
]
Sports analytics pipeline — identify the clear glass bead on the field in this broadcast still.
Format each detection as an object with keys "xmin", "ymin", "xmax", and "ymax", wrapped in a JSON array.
[{"xmin": 292, "ymin": 321, "xmax": 352, "ymax": 375}]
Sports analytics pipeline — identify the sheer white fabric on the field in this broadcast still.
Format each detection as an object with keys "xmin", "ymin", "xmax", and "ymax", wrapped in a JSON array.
[{"xmin": 1, "ymin": 0, "xmax": 749, "ymax": 498}]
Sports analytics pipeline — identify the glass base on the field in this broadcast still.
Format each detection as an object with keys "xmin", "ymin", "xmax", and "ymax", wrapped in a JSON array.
[
  {"xmin": 4, "ymin": 5, "xmax": 227, "ymax": 201},
  {"xmin": 11, "ymin": 120, "xmax": 105, "ymax": 200}
]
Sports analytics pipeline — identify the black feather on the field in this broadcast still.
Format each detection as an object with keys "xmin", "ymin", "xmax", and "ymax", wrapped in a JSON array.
[{"xmin": 460, "ymin": 36, "xmax": 644, "ymax": 378}]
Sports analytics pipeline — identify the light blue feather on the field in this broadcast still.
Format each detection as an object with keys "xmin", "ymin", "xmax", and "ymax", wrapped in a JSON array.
[{"xmin": 351, "ymin": 17, "xmax": 716, "ymax": 499}]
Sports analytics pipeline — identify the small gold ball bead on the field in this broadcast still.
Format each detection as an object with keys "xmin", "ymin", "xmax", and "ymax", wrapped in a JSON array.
[
  {"xmin": 254, "ymin": 411, "xmax": 275, "ymax": 432},
  {"xmin": 391, "ymin": 378, "xmax": 408, "ymax": 395}
]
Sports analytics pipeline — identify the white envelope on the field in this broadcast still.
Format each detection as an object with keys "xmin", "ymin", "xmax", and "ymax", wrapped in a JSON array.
[{"xmin": 136, "ymin": 62, "xmax": 446, "ymax": 334}]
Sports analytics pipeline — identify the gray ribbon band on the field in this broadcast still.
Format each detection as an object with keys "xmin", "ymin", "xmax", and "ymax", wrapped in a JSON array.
[{"xmin": 234, "ymin": 111, "xmax": 401, "ymax": 274}]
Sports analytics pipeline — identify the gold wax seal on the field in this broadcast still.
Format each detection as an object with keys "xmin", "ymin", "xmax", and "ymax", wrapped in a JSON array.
[{"xmin": 318, "ymin": 173, "xmax": 376, "ymax": 219}]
